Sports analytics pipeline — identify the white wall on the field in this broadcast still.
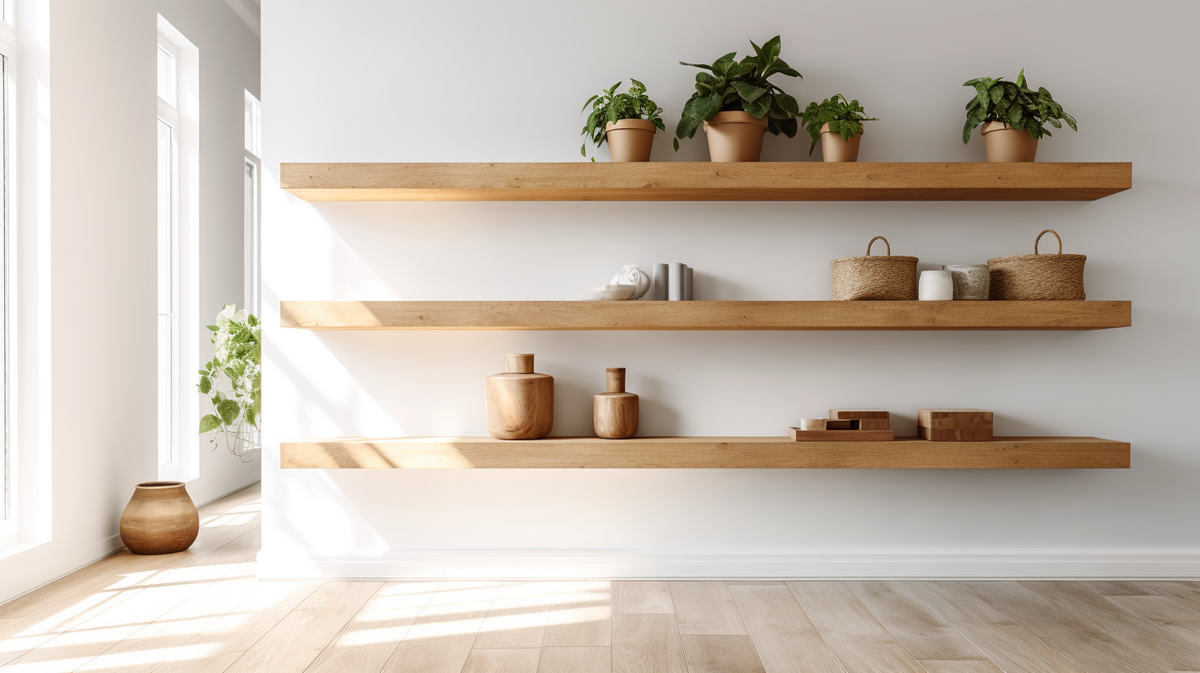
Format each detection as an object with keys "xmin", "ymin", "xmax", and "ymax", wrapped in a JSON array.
[
  {"xmin": 261, "ymin": 0, "xmax": 1200, "ymax": 578},
  {"xmin": 0, "ymin": 0, "xmax": 260, "ymax": 604}
]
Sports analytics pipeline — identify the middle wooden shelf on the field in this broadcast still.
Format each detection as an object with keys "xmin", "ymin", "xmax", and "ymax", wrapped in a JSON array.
[{"xmin": 281, "ymin": 300, "xmax": 1131, "ymax": 331}]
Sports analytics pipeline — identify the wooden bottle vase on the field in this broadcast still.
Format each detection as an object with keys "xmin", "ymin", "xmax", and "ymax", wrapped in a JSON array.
[
  {"xmin": 594, "ymin": 368, "xmax": 639, "ymax": 439},
  {"xmin": 486, "ymin": 354, "xmax": 553, "ymax": 440}
]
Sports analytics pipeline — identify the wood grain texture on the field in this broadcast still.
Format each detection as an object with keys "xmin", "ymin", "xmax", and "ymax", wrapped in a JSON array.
[
  {"xmin": 1140, "ymin": 581, "xmax": 1200, "ymax": 613},
  {"xmin": 681, "ymin": 635, "xmax": 768, "ymax": 673},
  {"xmin": 917, "ymin": 661, "xmax": 1005, "ymax": 673},
  {"xmin": 462, "ymin": 648, "xmax": 541, "ymax": 673},
  {"xmin": 1105, "ymin": 595, "xmax": 1200, "ymax": 648},
  {"xmin": 788, "ymin": 428, "xmax": 895, "ymax": 442},
  {"xmin": 786, "ymin": 582, "xmax": 927, "ymax": 673},
  {"xmin": 612, "ymin": 614, "xmax": 688, "ymax": 673},
  {"xmin": 473, "ymin": 581, "xmax": 555, "ymax": 649},
  {"xmin": 903, "ymin": 582, "xmax": 1088, "ymax": 673},
  {"xmin": 381, "ymin": 581, "xmax": 502, "ymax": 673},
  {"xmin": 670, "ymin": 582, "xmax": 748, "ymax": 635},
  {"xmin": 613, "ymin": 582, "xmax": 674, "ymax": 614},
  {"xmin": 543, "ymin": 581, "xmax": 611, "ymax": 647},
  {"xmin": 727, "ymin": 582, "xmax": 845, "ymax": 673},
  {"xmin": 280, "ymin": 436, "xmax": 1131, "ymax": 469},
  {"xmin": 1019, "ymin": 580, "xmax": 1200, "ymax": 671},
  {"xmin": 846, "ymin": 582, "xmax": 987, "ymax": 661},
  {"xmin": 537, "ymin": 647, "xmax": 611, "ymax": 673},
  {"xmin": 964, "ymin": 582, "xmax": 1163, "ymax": 673},
  {"xmin": 279, "ymin": 162, "xmax": 1132, "ymax": 201},
  {"xmin": 280, "ymin": 300, "xmax": 1132, "ymax": 331},
  {"xmin": 305, "ymin": 581, "xmax": 441, "ymax": 673}
]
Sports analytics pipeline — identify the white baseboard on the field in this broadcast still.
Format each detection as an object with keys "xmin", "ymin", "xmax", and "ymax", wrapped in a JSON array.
[
  {"xmin": 256, "ymin": 550, "xmax": 1200, "ymax": 581},
  {"xmin": 0, "ymin": 533, "xmax": 125, "ymax": 607}
]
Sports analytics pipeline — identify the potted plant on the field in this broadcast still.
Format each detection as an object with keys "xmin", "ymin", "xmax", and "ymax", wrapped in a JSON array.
[
  {"xmin": 962, "ymin": 69, "xmax": 1077, "ymax": 162},
  {"xmin": 801, "ymin": 94, "xmax": 878, "ymax": 162},
  {"xmin": 674, "ymin": 36, "xmax": 802, "ymax": 162},
  {"xmin": 580, "ymin": 79, "xmax": 665, "ymax": 162},
  {"xmin": 198, "ymin": 304, "xmax": 261, "ymax": 459}
]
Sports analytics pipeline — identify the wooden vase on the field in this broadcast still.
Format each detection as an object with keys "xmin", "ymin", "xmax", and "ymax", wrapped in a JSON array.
[
  {"xmin": 486, "ymin": 354, "xmax": 554, "ymax": 440},
  {"xmin": 119, "ymin": 481, "xmax": 199, "ymax": 555},
  {"xmin": 593, "ymin": 368, "xmax": 639, "ymax": 439}
]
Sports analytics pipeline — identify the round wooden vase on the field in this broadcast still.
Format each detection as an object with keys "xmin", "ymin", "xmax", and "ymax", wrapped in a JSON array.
[
  {"xmin": 486, "ymin": 354, "xmax": 554, "ymax": 440},
  {"xmin": 593, "ymin": 368, "xmax": 639, "ymax": 439},
  {"xmin": 119, "ymin": 481, "xmax": 199, "ymax": 555}
]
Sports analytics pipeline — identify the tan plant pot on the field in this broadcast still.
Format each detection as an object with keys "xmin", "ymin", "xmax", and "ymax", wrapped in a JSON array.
[
  {"xmin": 604, "ymin": 119, "xmax": 656, "ymax": 162},
  {"xmin": 819, "ymin": 123, "xmax": 863, "ymax": 162},
  {"xmin": 981, "ymin": 121, "xmax": 1038, "ymax": 162},
  {"xmin": 703, "ymin": 111, "xmax": 769, "ymax": 162},
  {"xmin": 119, "ymin": 481, "xmax": 199, "ymax": 555}
]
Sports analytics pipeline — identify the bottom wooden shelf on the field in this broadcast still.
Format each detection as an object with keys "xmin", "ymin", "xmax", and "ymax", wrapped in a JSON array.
[{"xmin": 281, "ymin": 436, "xmax": 1129, "ymax": 469}]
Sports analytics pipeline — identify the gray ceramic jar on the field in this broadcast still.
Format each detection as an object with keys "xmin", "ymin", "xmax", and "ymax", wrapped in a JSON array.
[{"xmin": 943, "ymin": 264, "xmax": 990, "ymax": 300}]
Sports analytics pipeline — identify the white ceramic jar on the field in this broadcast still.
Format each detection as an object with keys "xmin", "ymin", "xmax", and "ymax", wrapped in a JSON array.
[{"xmin": 919, "ymin": 270, "xmax": 954, "ymax": 300}]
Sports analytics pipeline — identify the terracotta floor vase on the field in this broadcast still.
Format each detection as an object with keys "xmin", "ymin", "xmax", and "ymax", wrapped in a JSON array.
[
  {"xmin": 981, "ymin": 121, "xmax": 1038, "ymax": 162},
  {"xmin": 604, "ymin": 119, "xmax": 656, "ymax": 162},
  {"xmin": 703, "ymin": 111, "xmax": 768, "ymax": 162},
  {"xmin": 820, "ymin": 123, "xmax": 863, "ymax": 162},
  {"xmin": 119, "ymin": 481, "xmax": 199, "ymax": 555}
]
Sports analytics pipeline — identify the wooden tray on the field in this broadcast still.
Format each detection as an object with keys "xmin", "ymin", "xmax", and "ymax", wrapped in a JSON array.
[{"xmin": 788, "ymin": 428, "xmax": 895, "ymax": 442}]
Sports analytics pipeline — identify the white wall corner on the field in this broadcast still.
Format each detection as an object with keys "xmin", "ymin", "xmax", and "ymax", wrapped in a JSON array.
[{"xmin": 222, "ymin": 0, "xmax": 260, "ymax": 37}]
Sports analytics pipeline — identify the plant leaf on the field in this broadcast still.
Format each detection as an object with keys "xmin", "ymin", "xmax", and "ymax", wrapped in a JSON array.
[
  {"xmin": 199, "ymin": 414, "xmax": 221, "ymax": 434},
  {"xmin": 731, "ymin": 81, "xmax": 767, "ymax": 103}
]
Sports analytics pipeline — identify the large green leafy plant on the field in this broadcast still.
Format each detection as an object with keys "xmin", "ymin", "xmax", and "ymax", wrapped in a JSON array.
[
  {"xmin": 198, "ymin": 304, "xmax": 261, "ymax": 458},
  {"xmin": 673, "ymin": 36, "xmax": 802, "ymax": 150},
  {"xmin": 962, "ymin": 69, "xmax": 1077, "ymax": 144},
  {"xmin": 580, "ymin": 79, "xmax": 665, "ymax": 161},
  {"xmin": 800, "ymin": 94, "xmax": 878, "ymax": 155}
]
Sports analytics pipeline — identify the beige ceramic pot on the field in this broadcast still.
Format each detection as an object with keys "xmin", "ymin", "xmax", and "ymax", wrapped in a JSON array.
[
  {"xmin": 119, "ymin": 481, "xmax": 199, "ymax": 555},
  {"xmin": 605, "ymin": 119, "xmax": 656, "ymax": 162},
  {"xmin": 981, "ymin": 121, "xmax": 1038, "ymax": 162},
  {"xmin": 819, "ymin": 123, "xmax": 863, "ymax": 162},
  {"xmin": 703, "ymin": 111, "xmax": 768, "ymax": 162}
]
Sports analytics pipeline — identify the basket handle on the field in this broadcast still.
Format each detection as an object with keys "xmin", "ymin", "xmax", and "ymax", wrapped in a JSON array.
[
  {"xmin": 1034, "ymin": 229, "xmax": 1063, "ymax": 256},
  {"xmin": 866, "ymin": 236, "xmax": 891, "ymax": 257}
]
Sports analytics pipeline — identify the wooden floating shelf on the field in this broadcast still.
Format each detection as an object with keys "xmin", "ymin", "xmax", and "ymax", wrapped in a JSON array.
[
  {"xmin": 280, "ymin": 300, "xmax": 1131, "ymax": 331},
  {"xmin": 280, "ymin": 436, "xmax": 1130, "ymax": 469},
  {"xmin": 279, "ymin": 162, "xmax": 1131, "ymax": 202}
]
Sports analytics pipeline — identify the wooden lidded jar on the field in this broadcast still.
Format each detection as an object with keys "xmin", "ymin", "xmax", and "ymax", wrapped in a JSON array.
[
  {"xmin": 486, "ymin": 354, "xmax": 554, "ymax": 440},
  {"xmin": 593, "ymin": 368, "xmax": 639, "ymax": 439},
  {"xmin": 119, "ymin": 481, "xmax": 200, "ymax": 555}
]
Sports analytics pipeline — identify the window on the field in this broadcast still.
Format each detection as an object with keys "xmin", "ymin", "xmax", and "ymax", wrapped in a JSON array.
[
  {"xmin": 157, "ymin": 17, "xmax": 199, "ymax": 482},
  {"xmin": 244, "ymin": 91, "xmax": 260, "ymax": 315}
]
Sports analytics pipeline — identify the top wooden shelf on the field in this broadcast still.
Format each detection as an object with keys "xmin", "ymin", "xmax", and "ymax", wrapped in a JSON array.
[{"xmin": 280, "ymin": 162, "xmax": 1131, "ymax": 202}]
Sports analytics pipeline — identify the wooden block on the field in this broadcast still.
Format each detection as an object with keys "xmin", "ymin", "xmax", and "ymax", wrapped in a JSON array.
[
  {"xmin": 830, "ymin": 409, "xmax": 890, "ymax": 421},
  {"xmin": 857, "ymin": 419, "xmax": 891, "ymax": 430},
  {"xmin": 789, "ymin": 429, "xmax": 895, "ymax": 442},
  {"xmin": 918, "ymin": 427, "xmax": 994, "ymax": 442},
  {"xmin": 825, "ymin": 419, "xmax": 860, "ymax": 430},
  {"xmin": 917, "ymin": 409, "xmax": 993, "ymax": 429}
]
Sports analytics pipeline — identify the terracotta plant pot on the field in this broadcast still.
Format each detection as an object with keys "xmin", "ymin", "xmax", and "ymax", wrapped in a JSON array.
[
  {"xmin": 604, "ymin": 119, "xmax": 656, "ymax": 162},
  {"xmin": 119, "ymin": 481, "xmax": 199, "ymax": 555},
  {"xmin": 819, "ymin": 122, "xmax": 863, "ymax": 162},
  {"xmin": 981, "ymin": 121, "xmax": 1038, "ymax": 162},
  {"xmin": 703, "ymin": 111, "xmax": 768, "ymax": 162}
]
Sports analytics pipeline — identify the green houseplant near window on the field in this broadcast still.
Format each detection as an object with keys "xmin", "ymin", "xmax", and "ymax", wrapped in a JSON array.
[
  {"xmin": 962, "ymin": 69, "xmax": 1077, "ymax": 162},
  {"xmin": 580, "ymin": 79, "xmax": 665, "ymax": 162},
  {"xmin": 674, "ymin": 36, "xmax": 802, "ymax": 162},
  {"xmin": 198, "ymin": 304, "xmax": 260, "ymax": 460},
  {"xmin": 800, "ymin": 94, "xmax": 878, "ymax": 162}
]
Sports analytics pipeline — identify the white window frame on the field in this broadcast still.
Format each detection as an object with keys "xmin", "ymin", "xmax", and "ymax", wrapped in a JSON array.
[
  {"xmin": 0, "ymin": 8, "xmax": 13, "ymax": 540},
  {"xmin": 157, "ymin": 16, "xmax": 199, "ymax": 483},
  {"xmin": 1, "ymin": 0, "xmax": 52, "ymax": 554},
  {"xmin": 244, "ymin": 91, "xmax": 260, "ymax": 316}
]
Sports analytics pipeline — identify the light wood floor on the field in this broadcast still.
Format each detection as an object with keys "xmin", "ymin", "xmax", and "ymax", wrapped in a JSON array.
[{"xmin": 2, "ymin": 484, "xmax": 1199, "ymax": 673}]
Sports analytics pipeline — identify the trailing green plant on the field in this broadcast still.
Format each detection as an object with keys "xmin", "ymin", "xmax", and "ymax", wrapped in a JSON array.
[
  {"xmin": 962, "ymin": 69, "xmax": 1076, "ymax": 144},
  {"xmin": 673, "ymin": 35, "xmax": 802, "ymax": 150},
  {"xmin": 580, "ymin": 79, "xmax": 665, "ymax": 161},
  {"xmin": 198, "ymin": 304, "xmax": 261, "ymax": 459},
  {"xmin": 800, "ymin": 94, "xmax": 878, "ymax": 155}
]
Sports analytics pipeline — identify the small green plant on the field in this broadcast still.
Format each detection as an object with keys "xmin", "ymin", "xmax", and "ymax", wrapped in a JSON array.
[
  {"xmin": 800, "ymin": 94, "xmax": 878, "ymax": 155},
  {"xmin": 962, "ymin": 69, "xmax": 1077, "ymax": 144},
  {"xmin": 580, "ymin": 79, "xmax": 665, "ymax": 161},
  {"xmin": 198, "ymin": 304, "xmax": 261, "ymax": 459},
  {"xmin": 674, "ymin": 35, "xmax": 802, "ymax": 150}
]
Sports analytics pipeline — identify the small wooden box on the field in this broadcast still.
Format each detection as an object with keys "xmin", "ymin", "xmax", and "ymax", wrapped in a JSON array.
[
  {"xmin": 830, "ymin": 409, "xmax": 890, "ymax": 430},
  {"xmin": 917, "ymin": 409, "xmax": 993, "ymax": 442}
]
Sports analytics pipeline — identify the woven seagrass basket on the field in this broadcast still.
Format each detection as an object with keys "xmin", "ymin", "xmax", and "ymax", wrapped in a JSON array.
[
  {"xmin": 831, "ymin": 236, "xmax": 919, "ymax": 300},
  {"xmin": 988, "ymin": 230, "xmax": 1085, "ymax": 300}
]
